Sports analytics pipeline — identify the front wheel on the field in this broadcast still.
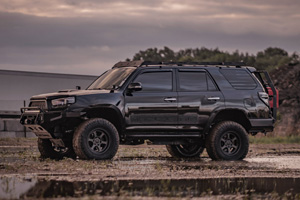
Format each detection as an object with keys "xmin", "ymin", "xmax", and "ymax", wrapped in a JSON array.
[
  {"xmin": 166, "ymin": 144, "xmax": 204, "ymax": 158},
  {"xmin": 206, "ymin": 121, "xmax": 249, "ymax": 161},
  {"xmin": 73, "ymin": 118, "xmax": 119, "ymax": 160},
  {"xmin": 38, "ymin": 138, "xmax": 76, "ymax": 159}
]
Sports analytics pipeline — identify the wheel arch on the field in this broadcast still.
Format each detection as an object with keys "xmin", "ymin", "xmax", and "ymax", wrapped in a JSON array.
[
  {"xmin": 204, "ymin": 109, "xmax": 251, "ymax": 134},
  {"xmin": 83, "ymin": 105, "xmax": 124, "ymax": 137}
]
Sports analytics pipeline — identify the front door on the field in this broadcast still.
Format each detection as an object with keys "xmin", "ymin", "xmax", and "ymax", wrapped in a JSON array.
[{"xmin": 124, "ymin": 69, "xmax": 178, "ymax": 133}]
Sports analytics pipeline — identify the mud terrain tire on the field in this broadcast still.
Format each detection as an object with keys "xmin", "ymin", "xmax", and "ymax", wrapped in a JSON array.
[
  {"xmin": 38, "ymin": 138, "xmax": 76, "ymax": 159},
  {"xmin": 206, "ymin": 121, "xmax": 249, "ymax": 161},
  {"xmin": 166, "ymin": 144, "xmax": 204, "ymax": 158},
  {"xmin": 73, "ymin": 118, "xmax": 119, "ymax": 160}
]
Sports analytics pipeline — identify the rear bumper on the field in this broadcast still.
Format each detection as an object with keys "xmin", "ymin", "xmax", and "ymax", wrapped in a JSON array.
[{"xmin": 249, "ymin": 118, "xmax": 274, "ymax": 133}]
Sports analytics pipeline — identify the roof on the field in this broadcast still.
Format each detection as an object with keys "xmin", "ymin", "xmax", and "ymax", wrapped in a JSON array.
[{"xmin": 113, "ymin": 61, "xmax": 248, "ymax": 69}]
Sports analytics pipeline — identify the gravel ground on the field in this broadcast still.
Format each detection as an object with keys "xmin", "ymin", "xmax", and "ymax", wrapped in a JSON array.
[{"xmin": 1, "ymin": 138, "xmax": 300, "ymax": 199}]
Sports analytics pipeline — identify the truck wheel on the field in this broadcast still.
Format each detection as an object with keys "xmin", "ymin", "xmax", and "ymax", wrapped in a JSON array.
[
  {"xmin": 73, "ymin": 118, "xmax": 119, "ymax": 160},
  {"xmin": 166, "ymin": 144, "xmax": 204, "ymax": 158},
  {"xmin": 206, "ymin": 121, "xmax": 249, "ymax": 161},
  {"xmin": 38, "ymin": 138, "xmax": 76, "ymax": 159}
]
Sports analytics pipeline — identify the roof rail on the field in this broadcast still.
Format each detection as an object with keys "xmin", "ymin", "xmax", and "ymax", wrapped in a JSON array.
[{"xmin": 113, "ymin": 61, "xmax": 247, "ymax": 68}]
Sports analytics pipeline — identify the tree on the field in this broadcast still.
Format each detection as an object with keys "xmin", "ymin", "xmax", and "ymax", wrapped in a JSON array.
[
  {"xmin": 255, "ymin": 47, "xmax": 292, "ymax": 70},
  {"xmin": 128, "ymin": 46, "xmax": 296, "ymax": 72}
]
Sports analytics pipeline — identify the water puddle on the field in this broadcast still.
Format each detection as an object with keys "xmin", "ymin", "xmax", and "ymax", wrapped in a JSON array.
[
  {"xmin": 0, "ymin": 175, "xmax": 37, "ymax": 199},
  {"xmin": 246, "ymin": 156, "xmax": 300, "ymax": 170},
  {"xmin": 1, "ymin": 175, "xmax": 300, "ymax": 199}
]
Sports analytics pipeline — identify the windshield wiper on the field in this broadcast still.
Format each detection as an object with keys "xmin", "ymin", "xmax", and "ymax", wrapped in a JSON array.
[
  {"xmin": 112, "ymin": 85, "xmax": 119, "ymax": 90},
  {"xmin": 89, "ymin": 85, "xmax": 119, "ymax": 90},
  {"xmin": 88, "ymin": 88, "xmax": 104, "ymax": 90}
]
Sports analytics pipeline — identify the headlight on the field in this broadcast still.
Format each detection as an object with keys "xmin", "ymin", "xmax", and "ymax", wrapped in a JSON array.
[{"xmin": 51, "ymin": 97, "xmax": 75, "ymax": 108}]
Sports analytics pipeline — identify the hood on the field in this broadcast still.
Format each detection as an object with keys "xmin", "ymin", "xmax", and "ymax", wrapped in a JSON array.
[{"xmin": 31, "ymin": 89, "xmax": 112, "ymax": 100}]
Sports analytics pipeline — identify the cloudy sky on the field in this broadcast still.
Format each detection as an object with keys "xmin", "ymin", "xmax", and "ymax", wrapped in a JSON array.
[{"xmin": 0, "ymin": 0, "xmax": 299, "ymax": 75}]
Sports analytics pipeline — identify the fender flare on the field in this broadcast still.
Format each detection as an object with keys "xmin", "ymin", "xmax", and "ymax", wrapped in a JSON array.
[{"xmin": 203, "ymin": 108, "xmax": 250, "ymax": 134}]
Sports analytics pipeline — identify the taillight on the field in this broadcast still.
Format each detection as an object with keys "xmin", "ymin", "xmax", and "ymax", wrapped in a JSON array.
[
  {"xmin": 258, "ymin": 92, "xmax": 269, "ymax": 106},
  {"xmin": 266, "ymin": 87, "xmax": 279, "ymax": 108}
]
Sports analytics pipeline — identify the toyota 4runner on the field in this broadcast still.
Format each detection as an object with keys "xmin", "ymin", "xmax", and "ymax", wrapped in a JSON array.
[{"xmin": 20, "ymin": 61, "xmax": 277, "ymax": 160}]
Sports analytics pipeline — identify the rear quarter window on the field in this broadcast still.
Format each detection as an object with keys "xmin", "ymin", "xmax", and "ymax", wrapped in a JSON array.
[{"xmin": 220, "ymin": 68, "xmax": 257, "ymax": 90}]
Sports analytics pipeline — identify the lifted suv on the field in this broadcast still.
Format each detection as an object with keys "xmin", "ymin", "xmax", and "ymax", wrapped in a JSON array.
[{"xmin": 20, "ymin": 61, "xmax": 277, "ymax": 160}]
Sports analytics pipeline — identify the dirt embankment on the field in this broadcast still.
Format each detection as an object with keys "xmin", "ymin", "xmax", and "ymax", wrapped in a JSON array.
[{"xmin": 270, "ymin": 64, "xmax": 300, "ymax": 136}]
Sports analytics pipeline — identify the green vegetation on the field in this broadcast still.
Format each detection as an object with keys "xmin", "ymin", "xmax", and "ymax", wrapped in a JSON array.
[
  {"xmin": 249, "ymin": 135, "xmax": 300, "ymax": 144},
  {"xmin": 129, "ymin": 46, "xmax": 299, "ymax": 72}
]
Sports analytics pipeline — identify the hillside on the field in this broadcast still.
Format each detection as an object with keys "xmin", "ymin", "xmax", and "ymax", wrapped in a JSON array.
[{"xmin": 270, "ymin": 64, "xmax": 300, "ymax": 136}]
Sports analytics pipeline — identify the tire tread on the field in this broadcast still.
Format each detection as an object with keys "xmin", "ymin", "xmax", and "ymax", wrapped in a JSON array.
[
  {"xmin": 206, "ymin": 121, "xmax": 249, "ymax": 161},
  {"xmin": 73, "ymin": 118, "xmax": 119, "ymax": 160}
]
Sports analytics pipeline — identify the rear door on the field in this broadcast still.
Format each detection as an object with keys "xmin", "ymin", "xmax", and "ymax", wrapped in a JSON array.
[{"xmin": 177, "ymin": 69, "xmax": 224, "ymax": 132}]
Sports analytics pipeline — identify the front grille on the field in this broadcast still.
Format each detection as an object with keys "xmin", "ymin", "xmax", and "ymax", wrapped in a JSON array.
[{"xmin": 30, "ymin": 100, "xmax": 47, "ymax": 110}]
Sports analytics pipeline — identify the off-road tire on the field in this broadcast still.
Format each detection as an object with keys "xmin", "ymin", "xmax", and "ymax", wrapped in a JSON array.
[
  {"xmin": 73, "ymin": 118, "xmax": 119, "ymax": 160},
  {"xmin": 206, "ymin": 121, "xmax": 249, "ymax": 161},
  {"xmin": 38, "ymin": 138, "xmax": 76, "ymax": 159},
  {"xmin": 166, "ymin": 144, "xmax": 204, "ymax": 158}
]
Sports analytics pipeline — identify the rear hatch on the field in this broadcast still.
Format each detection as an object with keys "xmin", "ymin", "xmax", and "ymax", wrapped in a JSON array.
[{"xmin": 253, "ymin": 71, "xmax": 278, "ymax": 120}]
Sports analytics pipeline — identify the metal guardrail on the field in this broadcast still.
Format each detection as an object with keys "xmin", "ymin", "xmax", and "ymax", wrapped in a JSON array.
[
  {"xmin": 0, "ymin": 100, "xmax": 26, "ymax": 118},
  {"xmin": 0, "ymin": 111, "xmax": 21, "ymax": 118}
]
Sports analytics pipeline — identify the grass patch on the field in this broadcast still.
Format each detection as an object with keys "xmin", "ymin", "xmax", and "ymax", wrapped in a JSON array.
[{"xmin": 249, "ymin": 135, "xmax": 300, "ymax": 144}]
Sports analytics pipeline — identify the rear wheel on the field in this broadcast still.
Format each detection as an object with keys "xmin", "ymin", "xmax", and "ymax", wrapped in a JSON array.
[
  {"xmin": 206, "ymin": 121, "xmax": 249, "ymax": 160},
  {"xmin": 166, "ymin": 144, "xmax": 204, "ymax": 158},
  {"xmin": 73, "ymin": 118, "xmax": 119, "ymax": 160},
  {"xmin": 38, "ymin": 138, "xmax": 76, "ymax": 159}
]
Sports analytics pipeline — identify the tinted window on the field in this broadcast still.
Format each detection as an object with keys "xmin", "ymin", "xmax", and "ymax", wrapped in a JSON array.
[
  {"xmin": 134, "ymin": 71, "xmax": 172, "ymax": 92},
  {"xmin": 88, "ymin": 67, "xmax": 135, "ymax": 90},
  {"xmin": 207, "ymin": 75, "xmax": 217, "ymax": 91},
  {"xmin": 178, "ymin": 71, "xmax": 209, "ymax": 91},
  {"xmin": 220, "ymin": 69, "xmax": 257, "ymax": 90}
]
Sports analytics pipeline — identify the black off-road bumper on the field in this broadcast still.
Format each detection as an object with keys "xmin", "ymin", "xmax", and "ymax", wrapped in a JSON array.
[{"xmin": 20, "ymin": 107, "xmax": 84, "ymax": 139}]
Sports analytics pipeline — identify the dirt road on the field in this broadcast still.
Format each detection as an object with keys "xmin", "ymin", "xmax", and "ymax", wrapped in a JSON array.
[{"xmin": 1, "ymin": 138, "xmax": 300, "ymax": 199}]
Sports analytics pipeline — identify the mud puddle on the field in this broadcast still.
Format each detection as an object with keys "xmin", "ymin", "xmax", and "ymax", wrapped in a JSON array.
[
  {"xmin": 0, "ymin": 175, "xmax": 37, "ymax": 199},
  {"xmin": 246, "ymin": 156, "xmax": 300, "ymax": 170},
  {"xmin": 1, "ymin": 175, "xmax": 300, "ymax": 199}
]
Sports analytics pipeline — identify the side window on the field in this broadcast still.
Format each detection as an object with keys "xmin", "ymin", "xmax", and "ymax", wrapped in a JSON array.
[
  {"xmin": 178, "ymin": 71, "xmax": 217, "ymax": 91},
  {"xmin": 134, "ymin": 71, "xmax": 172, "ymax": 92},
  {"xmin": 207, "ymin": 75, "xmax": 217, "ymax": 91},
  {"xmin": 220, "ymin": 68, "xmax": 257, "ymax": 90}
]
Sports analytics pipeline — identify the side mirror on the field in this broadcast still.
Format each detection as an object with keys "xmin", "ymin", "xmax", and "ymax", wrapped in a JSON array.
[{"xmin": 128, "ymin": 82, "xmax": 142, "ymax": 91}]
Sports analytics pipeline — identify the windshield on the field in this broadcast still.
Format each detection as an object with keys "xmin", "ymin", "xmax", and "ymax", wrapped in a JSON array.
[{"xmin": 87, "ymin": 67, "xmax": 136, "ymax": 90}]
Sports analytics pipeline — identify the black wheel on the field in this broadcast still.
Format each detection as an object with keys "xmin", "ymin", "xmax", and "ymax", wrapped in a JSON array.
[
  {"xmin": 166, "ymin": 144, "xmax": 204, "ymax": 158},
  {"xmin": 206, "ymin": 121, "xmax": 249, "ymax": 161},
  {"xmin": 38, "ymin": 138, "xmax": 76, "ymax": 159},
  {"xmin": 73, "ymin": 118, "xmax": 119, "ymax": 160}
]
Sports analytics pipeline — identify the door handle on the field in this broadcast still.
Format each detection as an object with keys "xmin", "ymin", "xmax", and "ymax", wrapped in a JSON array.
[
  {"xmin": 164, "ymin": 97, "xmax": 177, "ymax": 102},
  {"xmin": 207, "ymin": 97, "xmax": 220, "ymax": 101}
]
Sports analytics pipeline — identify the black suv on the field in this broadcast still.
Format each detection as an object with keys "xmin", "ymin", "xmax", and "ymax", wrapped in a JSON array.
[{"xmin": 20, "ymin": 61, "xmax": 277, "ymax": 161}]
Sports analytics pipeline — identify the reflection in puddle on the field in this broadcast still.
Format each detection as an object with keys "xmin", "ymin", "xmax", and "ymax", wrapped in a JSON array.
[
  {"xmin": 0, "ymin": 175, "xmax": 37, "ymax": 199},
  {"xmin": 1, "ymin": 176, "xmax": 300, "ymax": 199}
]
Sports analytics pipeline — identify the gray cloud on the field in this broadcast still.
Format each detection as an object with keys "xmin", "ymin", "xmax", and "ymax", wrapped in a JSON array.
[{"xmin": 0, "ymin": 0, "xmax": 299, "ymax": 75}]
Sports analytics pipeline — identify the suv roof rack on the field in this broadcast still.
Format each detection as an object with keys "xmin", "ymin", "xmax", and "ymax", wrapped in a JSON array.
[{"xmin": 113, "ymin": 61, "xmax": 247, "ymax": 68}]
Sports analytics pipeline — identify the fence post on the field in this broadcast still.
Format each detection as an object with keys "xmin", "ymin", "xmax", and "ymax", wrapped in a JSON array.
[{"xmin": 23, "ymin": 100, "xmax": 26, "ymax": 138}]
